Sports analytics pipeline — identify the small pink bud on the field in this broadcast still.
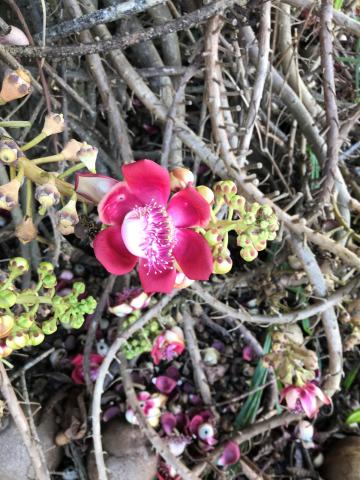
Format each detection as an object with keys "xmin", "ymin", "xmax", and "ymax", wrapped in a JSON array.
[{"xmin": 170, "ymin": 167, "xmax": 194, "ymax": 192}]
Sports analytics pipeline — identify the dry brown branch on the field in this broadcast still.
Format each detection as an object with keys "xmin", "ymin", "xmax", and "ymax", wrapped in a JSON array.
[
  {"xmin": 182, "ymin": 309, "xmax": 212, "ymax": 406},
  {"xmin": 289, "ymin": 235, "xmax": 343, "ymax": 397},
  {"xmin": 0, "ymin": 362, "xmax": 51, "ymax": 480},
  {"xmin": 318, "ymin": 0, "xmax": 339, "ymax": 203},
  {"xmin": 191, "ymin": 278, "xmax": 359, "ymax": 325}
]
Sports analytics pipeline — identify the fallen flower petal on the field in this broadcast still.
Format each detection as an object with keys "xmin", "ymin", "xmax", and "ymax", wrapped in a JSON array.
[{"xmin": 217, "ymin": 441, "xmax": 241, "ymax": 467}]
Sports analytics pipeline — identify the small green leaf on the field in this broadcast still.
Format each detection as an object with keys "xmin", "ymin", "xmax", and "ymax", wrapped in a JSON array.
[
  {"xmin": 301, "ymin": 318, "xmax": 312, "ymax": 335},
  {"xmin": 346, "ymin": 409, "xmax": 360, "ymax": 424},
  {"xmin": 343, "ymin": 365, "xmax": 360, "ymax": 391}
]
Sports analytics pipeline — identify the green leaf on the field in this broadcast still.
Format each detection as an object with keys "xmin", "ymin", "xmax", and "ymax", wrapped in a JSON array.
[
  {"xmin": 333, "ymin": 0, "xmax": 344, "ymax": 10},
  {"xmin": 343, "ymin": 364, "xmax": 360, "ymax": 392},
  {"xmin": 346, "ymin": 409, "xmax": 360, "ymax": 424},
  {"xmin": 301, "ymin": 318, "xmax": 312, "ymax": 335},
  {"xmin": 235, "ymin": 333, "xmax": 272, "ymax": 429}
]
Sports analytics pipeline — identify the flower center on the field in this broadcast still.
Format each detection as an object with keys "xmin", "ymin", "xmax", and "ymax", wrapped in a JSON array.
[{"xmin": 121, "ymin": 200, "xmax": 175, "ymax": 274}]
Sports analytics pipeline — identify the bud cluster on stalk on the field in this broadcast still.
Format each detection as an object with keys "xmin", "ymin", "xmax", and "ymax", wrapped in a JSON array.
[
  {"xmin": 120, "ymin": 312, "xmax": 162, "ymax": 360},
  {"xmin": 200, "ymin": 179, "xmax": 279, "ymax": 274},
  {"xmin": 262, "ymin": 325, "xmax": 319, "ymax": 387},
  {"xmin": 0, "ymin": 257, "xmax": 96, "ymax": 359}
]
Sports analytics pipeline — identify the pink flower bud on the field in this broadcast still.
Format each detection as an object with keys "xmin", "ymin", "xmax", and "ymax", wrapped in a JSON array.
[{"xmin": 170, "ymin": 167, "xmax": 194, "ymax": 192}]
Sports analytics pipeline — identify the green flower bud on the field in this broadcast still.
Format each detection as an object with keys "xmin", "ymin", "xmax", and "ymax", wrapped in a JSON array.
[
  {"xmin": 204, "ymin": 228, "xmax": 223, "ymax": 247},
  {"xmin": 38, "ymin": 262, "xmax": 54, "ymax": 275},
  {"xmin": 0, "ymin": 313, "xmax": 15, "ymax": 338},
  {"xmin": 149, "ymin": 320, "xmax": 159, "ymax": 333},
  {"xmin": 28, "ymin": 328, "xmax": 45, "ymax": 346},
  {"xmin": 8, "ymin": 257, "xmax": 29, "ymax": 275},
  {"xmin": 6, "ymin": 331, "xmax": 28, "ymax": 349},
  {"xmin": 42, "ymin": 274, "xmax": 57, "ymax": 289},
  {"xmin": 42, "ymin": 320, "xmax": 57, "ymax": 335},
  {"xmin": 0, "ymin": 289, "xmax": 17, "ymax": 308},
  {"xmin": 240, "ymin": 246, "xmax": 258, "ymax": 262},
  {"xmin": 254, "ymin": 239, "xmax": 267, "ymax": 252},
  {"xmin": 267, "ymin": 231, "xmax": 277, "ymax": 241},
  {"xmin": 237, "ymin": 234, "xmax": 253, "ymax": 249},
  {"xmin": 212, "ymin": 246, "xmax": 233, "ymax": 274},
  {"xmin": 73, "ymin": 282, "xmax": 85, "ymax": 295},
  {"xmin": 230, "ymin": 195, "xmax": 246, "ymax": 212},
  {"xmin": 16, "ymin": 313, "xmax": 34, "ymax": 329}
]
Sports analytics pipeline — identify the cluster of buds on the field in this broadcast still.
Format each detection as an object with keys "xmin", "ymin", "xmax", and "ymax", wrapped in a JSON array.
[
  {"xmin": 263, "ymin": 324, "xmax": 318, "ymax": 386},
  {"xmin": 0, "ymin": 257, "xmax": 96, "ymax": 358},
  {"xmin": 341, "ymin": 300, "xmax": 360, "ymax": 351},
  {"xmin": 121, "ymin": 314, "xmax": 161, "ymax": 360},
  {"xmin": 0, "ymin": 68, "xmax": 31, "ymax": 105},
  {"xmin": 126, "ymin": 391, "xmax": 167, "ymax": 427},
  {"xmin": 202, "ymin": 180, "xmax": 279, "ymax": 273}
]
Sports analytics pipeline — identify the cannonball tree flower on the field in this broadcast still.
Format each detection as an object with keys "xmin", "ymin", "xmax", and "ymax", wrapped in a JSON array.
[
  {"xmin": 71, "ymin": 353, "xmax": 103, "ymax": 384},
  {"xmin": 125, "ymin": 391, "xmax": 167, "ymax": 427},
  {"xmin": 89, "ymin": 160, "xmax": 213, "ymax": 293},
  {"xmin": 151, "ymin": 326, "xmax": 185, "ymax": 365},
  {"xmin": 280, "ymin": 382, "xmax": 331, "ymax": 419},
  {"xmin": 217, "ymin": 441, "xmax": 241, "ymax": 468}
]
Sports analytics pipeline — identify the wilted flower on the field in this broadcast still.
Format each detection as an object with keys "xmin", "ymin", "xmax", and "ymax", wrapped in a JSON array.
[
  {"xmin": 71, "ymin": 353, "xmax": 103, "ymax": 384},
  {"xmin": 0, "ymin": 68, "xmax": 31, "ymax": 104},
  {"xmin": 169, "ymin": 167, "xmax": 194, "ymax": 192},
  {"xmin": 35, "ymin": 178, "xmax": 60, "ymax": 211},
  {"xmin": 15, "ymin": 216, "xmax": 37, "ymax": 244},
  {"xmin": 0, "ymin": 178, "xmax": 20, "ymax": 211},
  {"xmin": 109, "ymin": 288, "xmax": 150, "ymax": 317},
  {"xmin": 77, "ymin": 143, "xmax": 98, "ymax": 173},
  {"xmin": 125, "ymin": 391, "xmax": 167, "ymax": 428},
  {"xmin": 151, "ymin": 326, "xmax": 185, "ymax": 365},
  {"xmin": 189, "ymin": 410, "xmax": 217, "ymax": 450},
  {"xmin": 242, "ymin": 345, "xmax": 254, "ymax": 362},
  {"xmin": 90, "ymin": 160, "xmax": 212, "ymax": 293},
  {"xmin": 57, "ymin": 197, "xmax": 79, "ymax": 235},
  {"xmin": 280, "ymin": 382, "xmax": 331, "ymax": 418},
  {"xmin": 203, "ymin": 347, "xmax": 220, "ymax": 366},
  {"xmin": 42, "ymin": 113, "xmax": 65, "ymax": 136},
  {"xmin": 217, "ymin": 441, "xmax": 241, "ymax": 468}
]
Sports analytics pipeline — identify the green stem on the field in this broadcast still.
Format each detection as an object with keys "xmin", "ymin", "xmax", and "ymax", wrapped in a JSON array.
[
  {"xmin": 21, "ymin": 132, "xmax": 47, "ymax": 152},
  {"xmin": 33, "ymin": 153, "xmax": 66, "ymax": 165},
  {"xmin": 16, "ymin": 293, "xmax": 52, "ymax": 305},
  {"xmin": 25, "ymin": 178, "xmax": 33, "ymax": 217},
  {"xmin": 58, "ymin": 162, "xmax": 86, "ymax": 180},
  {"xmin": 0, "ymin": 121, "xmax": 32, "ymax": 128}
]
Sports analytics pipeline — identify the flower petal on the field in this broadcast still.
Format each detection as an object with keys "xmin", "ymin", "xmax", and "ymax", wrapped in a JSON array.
[
  {"xmin": 138, "ymin": 259, "xmax": 176, "ymax": 293},
  {"xmin": 283, "ymin": 387, "xmax": 300, "ymax": 410},
  {"xmin": 93, "ymin": 226, "xmax": 137, "ymax": 275},
  {"xmin": 167, "ymin": 187, "xmax": 211, "ymax": 228},
  {"xmin": 154, "ymin": 376, "xmax": 177, "ymax": 395},
  {"xmin": 98, "ymin": 181, "xmax": 141, "ymax": 225},
  {"xmin": 300, "ymin": 389, "xmax": 318, "ymax": 418},
  {"xmin": 122, "ymin": 159, "xmax": 170, "ymax": 205},
  {"xmin": 173, "ymin": 229, "xmax": 213, "ymax": 280},
  {"xmin": 75, "ymin": 173, "xmax": 119, "ymax": 203},
  {"xmin": 161, "ymin": 412, "xmax": 177, "ymax": 435},
  {"xmin": 217, "ymin": 441, "xmax": 240, "ymax": 467}
]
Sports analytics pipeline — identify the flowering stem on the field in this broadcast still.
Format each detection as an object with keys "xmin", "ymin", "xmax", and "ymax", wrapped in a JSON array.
[
  {"xmin": 0, "ymin": 120, "xmax": 32, "ymax": 128},
  {"xmin": 21, "ymin": 132, "xmax": 47, "ymax": 152},
  {"xmin": 25, "ymin": 178, "xmax": 33, "ymax": 217},
  {"xmin": 16, "ymin": 293, "xmax": 52, "ymax": 305},
  {"xmin": 58, "ymin": 162, "xmax": 86, "ymax": 180}
]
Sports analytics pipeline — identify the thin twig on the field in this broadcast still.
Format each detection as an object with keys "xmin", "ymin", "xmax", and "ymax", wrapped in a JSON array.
[{"xmin": 182, "ymin": 309, "xmax": 212, "ymax": 406}]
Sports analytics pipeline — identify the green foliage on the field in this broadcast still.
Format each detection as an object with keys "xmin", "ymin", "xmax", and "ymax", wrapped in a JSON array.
[{"xmin": 346, "ymin": 408, "xmax": 360, "ymax": 424}]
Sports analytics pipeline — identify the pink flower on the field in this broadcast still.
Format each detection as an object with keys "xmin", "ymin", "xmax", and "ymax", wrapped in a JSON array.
[
  {"xmin": 109, "ymin": 287, "xmax": 151, "ymax": 317},
  {"xmin": 125, "ymin": 391, "xmax": 167, "ymax": 427},
  {"xmin": 151, "ymin": 327, "xmax": 185, "ymax": 365},
  {"xmin": 88, "ymin": 160, "xmax": 212, "ymax": 293},
  {"xmin": 71, "ymin": 353, "xmax": 103, "ymax": 384},
  {"xmin": 217, "ymin": 441, "xmax": 241, "ymax": 468},
  {"xmin": 153, "ymin": 376, "xmax": 178, "ymax": 395},
  {"xmin": 189, "ymin": 411, "xmax": 217, "ymax": 449},
  {"xmin": 280, "ymin": 382, "xmax": 331, "ymax": 419},
  {"xmin": 242, "ymin": 345, "xmax": 254, "ymax": 362}
]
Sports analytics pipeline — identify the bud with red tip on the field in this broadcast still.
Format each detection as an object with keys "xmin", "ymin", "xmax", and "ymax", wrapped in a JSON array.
[{"xmin": 0, "ymin": 68, "xmax": 31, "ymax": 104}]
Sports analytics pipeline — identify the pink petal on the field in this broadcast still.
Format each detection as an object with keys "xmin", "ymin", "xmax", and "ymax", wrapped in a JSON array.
[
  {"xmin": 122, "ymin": 160, "xmax": 170, "ymax": 206},
  {"xmin": 189, "ymin": 415, "xmax": 204, "ymax": 436},
  {"xmin": 161, "ymin": 412, "xmax": 177, "ymax": 435},
  {"xmin": 71, "ymin": 354, "xmax": 84, "ymax": 367},
  {"xmin": 138, "ymin": 259, "xmax": 176, "ymax": 293},
  {"xmin": 167, "ymin": 187, "xmax": 211, "ymax": 228},
  {"xmin": 154, "ymin": 376, "xmax": 177, "ymax": 395},
  {"xmin": 75, "ymin": 173, "xmax": 119, "ymax": 203},
  {"xmin": 217, "ymin": 441, "xmax": 240, "ymax": 467},
  {"xmin": 98, "ymin": 181, "xmax": 141, "ymax": 225},
  {"xmin": 300, "ymin": 389, "xmax": 318, "ymax": 418},
  {"xmin": 283, "ymin": 387, "xmax": 301, "ymax": 410},
  {"xmin": 173, "ymin": 229, "xmax": 213, "ymax": 280},
  {"xmin": 71, "ymin": 367, "xmax": 84, "ymax": 384},
  {"xmin": 93, "ymin": 226, "xmax": 138, "ymax": 275},
  {"xmin": 314, "ymin": 385, "xmax": 331, "ymax": 405}
]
